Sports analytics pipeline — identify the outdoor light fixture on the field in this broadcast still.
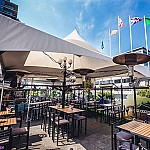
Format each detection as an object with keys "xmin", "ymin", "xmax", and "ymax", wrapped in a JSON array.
[
  {"xmin": 58, "ymin": 57, "xmax": 73, "ymax": 108},
  {"xmin": 58, "ymin": 57, "xmax": 72, "ymax": 69},
  {"xmin": 69, "ymin": 75, "xmax": 76, "ymax": 83}
]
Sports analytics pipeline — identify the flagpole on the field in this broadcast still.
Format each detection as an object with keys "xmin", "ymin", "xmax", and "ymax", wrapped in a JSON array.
[
  {"xmin": 109, "ymin": 28, "xmax": 112, "ymax": 57},
  {"xmin": 129, "ymin": 15, "xmax": 133, "ymax": 51},
  {"xmin": 144, "ymin": 16, "xmax": 149, "ymax": 67},
  {"xmin": 101, "ymin": 40, "xmax": 103, "ymax": 53},
  {"xmin": 144, "ymin": 16, "xmax": 149, "ymax": 54},
  {"xmin": 118, "ymin": 15, "xmax": 121, "ymax": 54}
]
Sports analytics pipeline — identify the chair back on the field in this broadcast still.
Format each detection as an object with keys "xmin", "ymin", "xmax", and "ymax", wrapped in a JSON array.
[
  {"xmin": 138, "ymin": 143, "xmax": 148, "ymax": 150},
  {"xmin": 0, "ymin": 128, "xmax": 12, "ymax": 150}
]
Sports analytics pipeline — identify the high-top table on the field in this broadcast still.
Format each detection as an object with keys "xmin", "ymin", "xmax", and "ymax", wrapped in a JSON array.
[
  {"xmin": 0, "ymin": 111, "xmax": 15, "ymax": 116},
  {"xmin": 49, "ymin": 105, "xmax": 85, "ymax": 137},
  {"xmin": 0, "ymin": 117, "xmax": 17, "ymax": 128},
  {"xmin": 118, "ymin": 120, "xmax": 150, "ymax": 142}
]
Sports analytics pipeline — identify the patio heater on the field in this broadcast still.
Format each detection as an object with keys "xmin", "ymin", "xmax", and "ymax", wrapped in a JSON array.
[
  {"xmin": 113, "ymin": 52, "xmax": 150, "ymax": 118},
  {"xmin": 73, "ymin": 68, "xmax": 95, "ymax": 87},
  {"xmin": 58, "ymin": 57, "xmax": 72, "ymax": 108},
  {"xmin": 73, "ymin": 68, "xmax": 95, "ymax": 102}
]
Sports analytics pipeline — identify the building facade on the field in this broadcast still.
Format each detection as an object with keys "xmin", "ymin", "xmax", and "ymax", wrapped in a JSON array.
[{"xmin": 0, "ymin": 0, "xmax": 18, "ymax": 19}]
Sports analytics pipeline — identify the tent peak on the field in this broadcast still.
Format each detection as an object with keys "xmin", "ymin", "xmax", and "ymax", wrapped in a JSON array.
[
  {"xmin": 64, "ymin": 29, "xmax": 86, "ymax": 43},
  {"xmin": 64, "ymin": 29, "xmax": 101, "ymax": 53}
]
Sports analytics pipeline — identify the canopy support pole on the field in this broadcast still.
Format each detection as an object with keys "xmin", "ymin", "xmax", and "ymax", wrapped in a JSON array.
[
  {"xmin": 0, "ymin": 79, "xmax": 4, "ymax": 111},
  {"xmin": 26, "ymin": 78, "xmax": 33, "ymax": 122}
]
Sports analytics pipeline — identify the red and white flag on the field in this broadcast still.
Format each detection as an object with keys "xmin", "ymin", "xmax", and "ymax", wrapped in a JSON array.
[
  {"xmin": 118, "ymin": 17, "xmax": 123, "ymax": 28},
  {"xmin": 110, "ymin": 30, "xmax": 118, "ymax": 36}
]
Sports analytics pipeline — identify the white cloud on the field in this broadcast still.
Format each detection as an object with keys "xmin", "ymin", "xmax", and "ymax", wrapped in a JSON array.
[
  {"xmin": 51, "ymin": 7, "xmax": 60, "ymax": 17},
  {"xmin": 34, "ymin": 1, "xmax": 60, "ymax": 18},
  {"xmin": 83, "ymin": 0, "xmax": 91, "ymax": 9},
  {"xmin": 76, "ymin": 11, "xmax": 95, "ymax": 37}
]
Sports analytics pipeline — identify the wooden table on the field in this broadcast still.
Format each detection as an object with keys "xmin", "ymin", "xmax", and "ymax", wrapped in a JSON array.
[
  {"xmin": 49, "ymin": 105, "xmax": 85, "ymax": 114},
  {"xmin": 0, "ymin": 111, "xmax": 15, "ymax": 116},
  {"xmin": 0, "ymin": 118, "xmax": 17, "ymax": 127},
  {"xmin": 30, "ymin": 100, "xmax": 52, "ymax": 105},
  {"xmin": 49, "ymin": 105, "xmax": 85, "ymax": 137},
  {"xmin": 118, "ymin": 120, "xmax": 150, "ymax": 141}
]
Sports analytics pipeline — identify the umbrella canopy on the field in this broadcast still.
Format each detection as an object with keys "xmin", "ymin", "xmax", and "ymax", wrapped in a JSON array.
[
  {"xmin": 0, "ymin": 15, "xmax": 149, "ymax": 80},
  {"xmin": 0, "ymin": 14, "xmax": 104, "ymax": 59}
]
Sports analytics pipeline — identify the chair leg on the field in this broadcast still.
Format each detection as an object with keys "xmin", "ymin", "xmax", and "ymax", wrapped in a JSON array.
[
  {"xmin": 67, "ymin": 123, "xmax": 69, "ymax": 142},
  {"xmin": 44, "ymin": 115, "xmax": 47, "ymax": 132},
  {"xmin": 52, "ymin": 124, "xmax": 55, "ymax": 142},
  {"xmin": 85, "ymin": 118, "xmax": 87, "ymax": 135},
  {"xmin": 57, "ymin": 126, "xmax": 59, "ymax": 146},
  {"xmin": 78, "ymin": 120, "xmax": 80, "ymax": 137},
  {"xmin": 26, "ymin": 133, "xmax": 29, "ymax": 150}
]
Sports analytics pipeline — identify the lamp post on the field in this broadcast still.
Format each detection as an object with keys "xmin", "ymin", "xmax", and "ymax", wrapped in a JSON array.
[{"xmin": 58, "ymin": 57, "xmax": 72, "ymax": 108}]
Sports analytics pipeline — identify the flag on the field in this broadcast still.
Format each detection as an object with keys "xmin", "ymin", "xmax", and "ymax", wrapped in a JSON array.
[
  {"xmin": 130, "ymin": 17, "xmax": 143, "ymax": 26},
  {"xmin": 118, "ymin": 17, "xmax": 123, "ymax": 28},
  {"xmin": 101, "ymin": 41, "xmax": 104, "ymax": 49},
  {"xmin": 145, "ymin": 18, "xmax": 150, "ymax": 26},
  {"xmin": 110, "ymin": 30, "xmax": 118, "ymax": 36}
]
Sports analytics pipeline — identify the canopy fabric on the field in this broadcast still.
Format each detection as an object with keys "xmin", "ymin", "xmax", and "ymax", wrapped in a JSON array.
[
  {"xmin": 0, "ymin": 14, "xmax": 149, "ymax": 80},
  {"xmin": 0, "ymin": 15, "xmax": 107, "ymax": 60},
  {"xmin": 64, "ymin": 29, "xmax": 100, "ymax": 53}
]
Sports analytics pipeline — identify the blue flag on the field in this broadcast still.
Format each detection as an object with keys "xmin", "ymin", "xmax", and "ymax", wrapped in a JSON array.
[{"xmin": 101, "ymin": 41, "xmax": 104, "ymax": 49}]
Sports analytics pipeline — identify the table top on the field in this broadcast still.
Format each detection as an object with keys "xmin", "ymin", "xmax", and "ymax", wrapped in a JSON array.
[
  {"xmin": 30, "ymin": 100, "xmax": 52, "ymax": 105},
  {"xmin": 0, "ymin": 117, "xmax": 17, "ymax": 127},
  {"xmin": 0, "ymin": 111, "xmax": 15, "ymax": 116},
  {"xmin": 49, "ymin": 105, "xmax": 85, "ymax": 114},
  {"xmin": 118, "ymin": 120, "xmax": 150, "ymax": 140},
  {"xmin": 100, "ymin": 103, "xmax": 116, "ymax": 107},
  {"xmin": 118, "ymin": 120, "xmax": 143, "ymax": 131}
]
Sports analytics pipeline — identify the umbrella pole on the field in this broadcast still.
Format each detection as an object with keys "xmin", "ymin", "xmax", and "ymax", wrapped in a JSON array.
[
  {"xmin": 26, "ymin": 78, "xmax": 33, "ymax": 122},
  {"xmin": 120, "ymin": 84, "xmax": 124, "ymax": 123},
  {"xmin": 133, "ymin": 86, "xmax": 137, "ymax": 119},
  {"xmin": 0, "ymin": 79, "xmax": 4, "ymax": 111}
]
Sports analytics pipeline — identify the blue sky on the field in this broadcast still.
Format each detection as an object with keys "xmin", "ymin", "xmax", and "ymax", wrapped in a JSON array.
[{"xmin": 12, "ymin": 0, "xmax": 150, "ymax": 57}]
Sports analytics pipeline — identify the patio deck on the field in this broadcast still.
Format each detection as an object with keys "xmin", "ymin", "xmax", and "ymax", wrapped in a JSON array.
[{"xmin": 12, "ymin": 118, "xmax": 111, "ymax": 150}]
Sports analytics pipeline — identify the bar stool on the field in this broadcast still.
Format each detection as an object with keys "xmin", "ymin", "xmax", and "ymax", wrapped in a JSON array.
[
  {"xmin": 109, "ymin": 105, "xmax": 121, "ymax": 125},
  {"xmin": 96, "ymin": 103, "xmax": 106, "ymax": 122},
  {"xmin": 52, "ymin": 112, "xmax": 70, "ymax": 146},
  {"xmin": 74, "ymin": 114, "xmax": 87, "ymax": 137},
  {"xmin": 114, "ymin": 134, "xmax": 147, "ymax": 150}
]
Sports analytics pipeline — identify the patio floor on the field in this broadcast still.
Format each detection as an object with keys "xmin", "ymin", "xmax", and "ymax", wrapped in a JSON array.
[{"xmin": 12, "ymin": 118, "xmax": 111, "ymax": 150}]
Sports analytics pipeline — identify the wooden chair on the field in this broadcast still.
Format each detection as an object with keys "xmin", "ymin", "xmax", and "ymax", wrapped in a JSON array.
[
  {"xmin": 0, "ymin": 128, "xmax": 12, "ymax": 150},
  {"xmin": 12, "ymin": 119, "xmax": 31, "ymax": 149}
]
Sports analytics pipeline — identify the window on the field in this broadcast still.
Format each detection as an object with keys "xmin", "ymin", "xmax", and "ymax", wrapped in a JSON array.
[{"xmin": 114, "ymin": 79, "xmax": 121, "ymax": 84}]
